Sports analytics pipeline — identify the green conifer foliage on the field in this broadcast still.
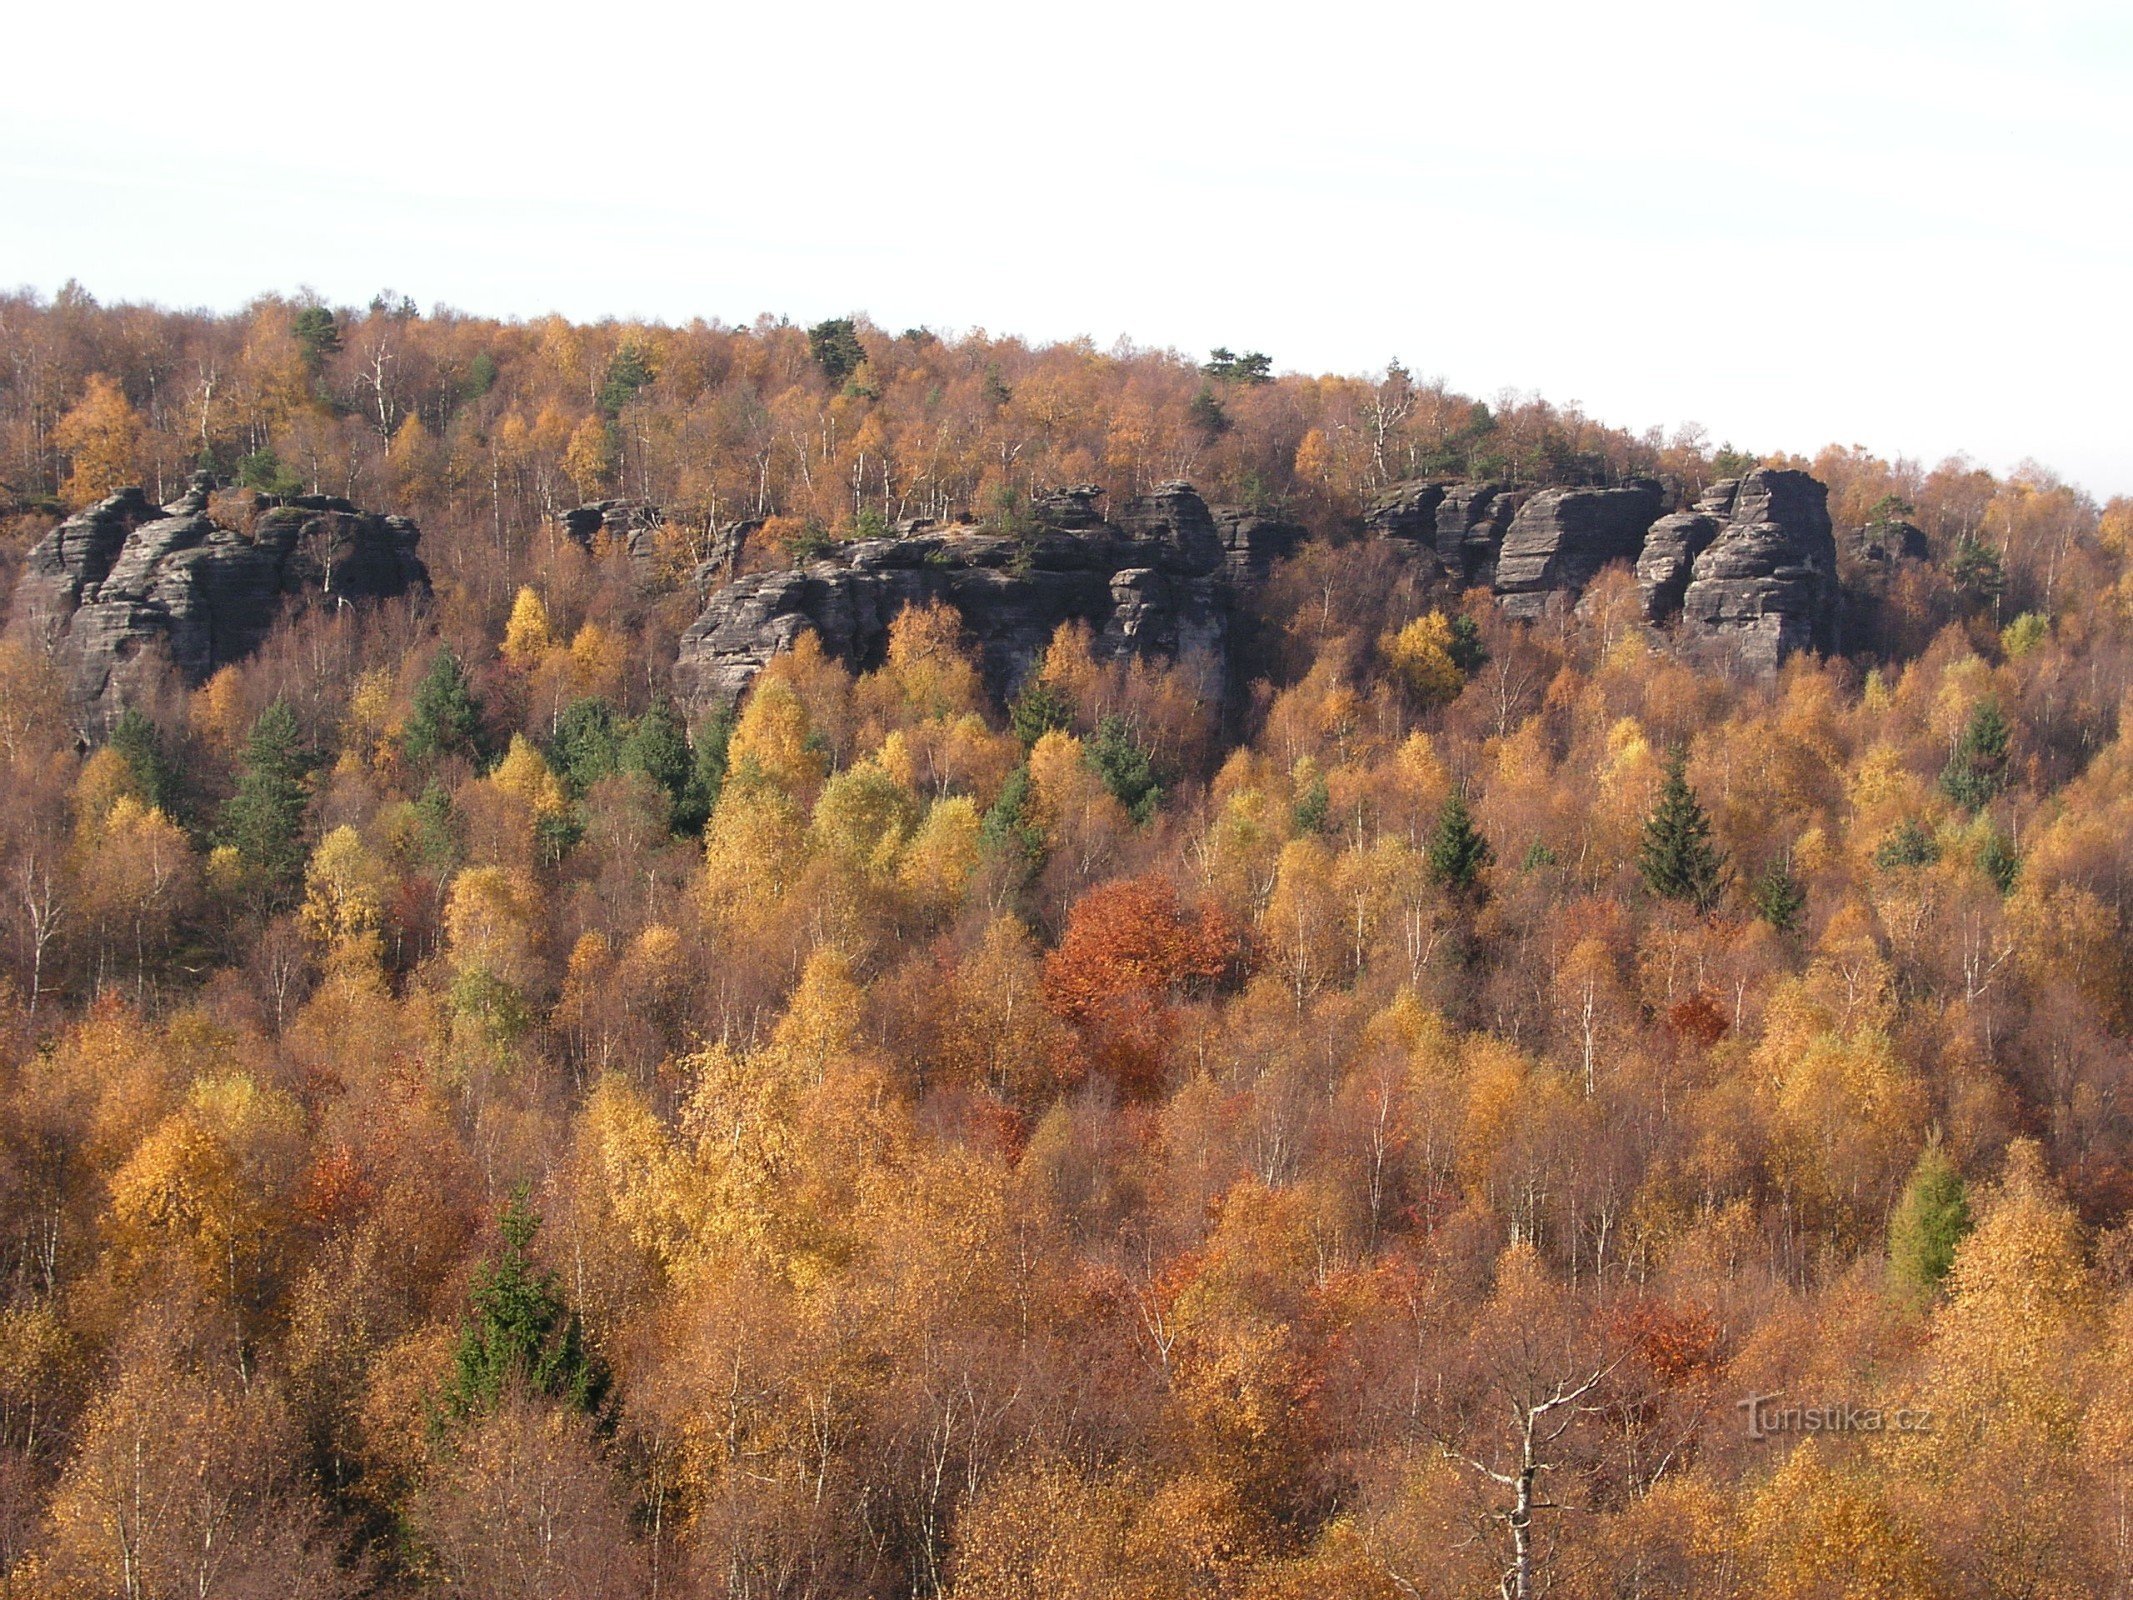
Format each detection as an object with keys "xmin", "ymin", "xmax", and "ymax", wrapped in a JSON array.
[
  {"xmin": 1888, "ymin": 1141, "xmax": 1974, "ymax": 1304},
  {"xmin": 1427, "ymin": 787, "xmax": 1493, "ymax": 897},
  {"xmin": 1637, "ymin": 752, "xmax": 1726, "ymax": 913},
  {"xmin": 220, "ymin": 699, "xmax": 312, "ymax": 900},
  {"xmin": 1088, "ymin": 715, "xmax": 1163, "ymax": 823},
  {"xmin": 1750, "ymin": 856, "xmax": 1807, "ymax": 933},
  {"xmin": 1940, "ymin": 699, "xmax": 2012, "ymax": 811},
  {"xmin": 109, "ymin": 707, "xmax": 179, "ymax": 817},
  {"xmin": 404, "ymin": 647, "xmax": 486, "ymax": 770},
  {"xmin": 443, "ymin": 1194, "xmax": 607, "ymax": 1420}
]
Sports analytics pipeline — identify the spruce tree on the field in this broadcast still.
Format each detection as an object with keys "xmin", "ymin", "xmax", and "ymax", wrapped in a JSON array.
[
  {"xmin": 1638, "ymin": 751, "xmax": 1726, "ymax": 913},
  {"xmin": 550, "ymin": 697, "xmax": 621, "ymax": 795},
  {"xmin": 1749, "ymin": 856, "xmax": 1806, "ymax": 933},
  {"xmin": 1940, "ymin": 698, "xmax": 2011, "ymax": 811},
  {"xmin": 620, "ymin": 703, "xmax": 694, "ymax": 826},
  {"xmin": 1088, "ymin": 715, "xmax": 1163, "ymax": 823},
  {"xmin": 404, "ymin": 647, "xmax": 485, "ymax": 770},
  {"xmin": 109, "ymin": 707, "xmax": 178, "ymax": 816},
  {"xmin": 442, "ymin": 1194, "xmax": 607, "ymax": 1420},
  {"xmin": 1888, "ymin": 1141, "xmax": 1973, "ymax": 1304},
  {"xmin": 220, "ymin": 699, "xmax": 312, "ymax": 900},
  {"xmin": 1427, "ymin": 787, "xmax": 1492, "ymax": 897},
  {"xmin": 1008, "ymin": 678, "xmax": 1072, "ymax": 746}
]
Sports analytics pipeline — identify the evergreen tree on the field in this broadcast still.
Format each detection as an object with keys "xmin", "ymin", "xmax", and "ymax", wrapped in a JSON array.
[
  {"xmin": 1292, "ymin": 767, "xmax": 1331, "ymax": 835},
  {"xmin": 1749, "ymin": 856, "xmax": 1806, "ymax": 933},
  {"xmin": 1008, "ymin": 678, "xmax": 1073, "ymax": 746},
  {"xmin": 1188, "ymin": 386, "xmax": 1231, "ymax": 440},
  {"xmin": 1874, "ymin": 819, "xmax": 1940, "ymax": 871},
  {"xmin": 1978, "ymin": 827, "xmax": 2020, "ymax": 895},
  {"xmin": 673, "ymin": 709, "xmax": 733, "ymax": 836},
  {"xmin": 1948, "ymin": 535, "xmax": 2006, "ymax": 607},
  {"xmin": 620, "ymin": 703, "xmax": 694, "ymax": 824},
  {"xmin": 220, "ymin": 700, "xmax": 312, "ymax": 899},
  {"xmin": 108, "ymin": 707, "xmax": 178, "ymax": 816},
  {"xmin": 1088, "ymin": 715, "xmax": 1163, "ymax": 824},
  {"xmin": 292, "ymin": 304, "xmax": 341, "ymax": 372},
  {"xmin": 442, "ymin": 1194, "xmax": 607, "ymax": 1419},
  {"xmin": 412, "ymin": 779, "xmax": 461, "ymax": 873},
  {"xmin": 596, "ymin": 340, "xmax": 655, "ymax": 415},
  {"xmin": 1888, "ymin": 1141, "xmax": 1974, "ymax": 1305},
  {"xmin": 1940, "ymin": 699, "xmax": 2012, "ymax": 811},
  {"xmin": 980, "ymin": 763, "xmax": 1045, "ymax": 877},
  {"xmin": 1637, "ymin": 752, "xmax": 1726, "ymax": 913},
  {"xmin": 1202, "ymin": 348, "xmax": 1274, "ymax": 385},
  {"xmin": 807, "ymin": 318, "xmax": 866, "ymax": 385},
  {"xmin": 404, "ymin": 647, "xmax": 485, "ymax": 770},
  {"xmin": 1427, "ymin": 787, "xmax": 1493, "ymax": 897},
  {"xmin": 1446, "ymin": 612, "xmax": 1489, "ymax": 674},
  {"xmin": 550, "ymin": 697, "xmax": 621, "ymax": 796}
]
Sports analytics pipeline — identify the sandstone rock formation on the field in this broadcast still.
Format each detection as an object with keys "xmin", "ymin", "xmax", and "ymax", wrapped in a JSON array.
[
  {"xmin": 1364, "ymin": 480, "xmax": 1525, "ymax": 585},
  {"xmin": 1494, "ymin": 480, "xmax": 1665, "ymax": 618},
  {"xmin": 1368, "ymin": 467, "xmax": 1841, "ymax": 675},
  {"xmin": 673, "ymin": 484, "xmax": 1302, "ymax": 714},
  {"xmin": 1667, "ymin": 469, "xmax": 1838, "ymax": 674},
  {"xmin": 562, "ymin": 498, "xmax": 663, "ymax": 559},
  {"xmin": 11, "ymin": 477, "xmax": 428, "ymax": 725}
]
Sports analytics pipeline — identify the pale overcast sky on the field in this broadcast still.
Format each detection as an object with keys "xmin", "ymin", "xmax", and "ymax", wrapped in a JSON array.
[{"xmin": 4, "ymin": 0, "xmax": 2128, "ymax": 496}]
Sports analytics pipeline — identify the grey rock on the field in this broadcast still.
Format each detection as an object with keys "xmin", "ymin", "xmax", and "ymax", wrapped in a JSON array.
[
  {"xmin": 1847, "ymin": 518, "xmax": 1930, "ymax": 567},
  {"xmin": 1435, "ymin": 483, "xmax": 1524, "ymax": 585},
  {"xmin": 562, "ymin": 499, "xmax": 673, "ymax": 582},
  {"xmin": 1364, "ymin": 481, "xmax": 1450, "ymax": 544},
  {"xmin": 1494, "ymin": 480, "xmax": 1666, "ymax": 618},
  {"xmin": 1676, "ymin": 468, "xmax": 1837, "ymax": 675},
  {"xmin": 673, "ymin": 483, "xmax": 1300, "ymax": 714},
  {"xmin": 1637, "ymin": 513, "xmax": 1725, "ymax": 622},
  {"xmin": 10, "ymin": 486, "xmax": 428, "ymax": 726},
  {"xmin": 1032, "ymin": 484, "xmax": 1107, "ymax": 530}
]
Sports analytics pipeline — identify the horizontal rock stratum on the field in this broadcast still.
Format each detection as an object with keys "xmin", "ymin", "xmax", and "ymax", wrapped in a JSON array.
[
  {"xmin": 10, "ymin": 476, "xmax": 429, "ymax": 728},
  {"xmin": 673, "ymin": 483, "xmax": 1304, "ymax": 715}
]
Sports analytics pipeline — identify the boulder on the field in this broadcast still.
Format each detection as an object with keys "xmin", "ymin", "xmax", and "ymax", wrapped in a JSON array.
[
  {"xmin": 1674, "ymin": 469, "xmax": 1837, "ymax": 674},
  {"xmin": 673, "ymin": 483, "xmax": 1301, "ymax": 714},
  {"xmin": 1494, "ymin": 480, "xmax": 1665, "ymax": 617},
  {"xmin": 10, "ymin": 478, "xmax": 428, "ymax": 726}
]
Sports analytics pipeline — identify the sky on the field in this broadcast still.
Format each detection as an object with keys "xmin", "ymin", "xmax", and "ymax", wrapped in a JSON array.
[{"xmin": 4, "ymin": 0, "xmax": 2129, "ymax": 496}]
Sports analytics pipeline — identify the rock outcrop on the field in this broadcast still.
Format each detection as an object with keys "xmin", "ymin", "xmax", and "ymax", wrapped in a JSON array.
[
  {"xmin": 673, "ymin": 484, "xmax": 1302, "ymax": 714},
  {"xmin": 1493, "ymin": 480, "xmax": 1665, "ymax": 618},
  {"xmin": 1636, "ymin": 482, "xmax": 1736, "ymax": 623},
  {"xmin": 1667, "ymin": 469, "xmax": 1838, "ymax": 674},
  {"xmin": 1370, "ymin": 466, "xmax": 1841, "ymax": 675},
  {"xmin": 562, "ymin": 498, "xmax": 663, "ymax": 559},
  {"xmin": 11, "ymin": 478, "xmax": 428, "ymax": 725},
  {"xmin": 1365, "ymin": 480, "xmax": 1525, "ymax": 585}
]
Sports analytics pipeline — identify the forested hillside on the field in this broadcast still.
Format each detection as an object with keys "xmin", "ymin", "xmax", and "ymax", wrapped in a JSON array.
[{"xmin": 1, "ymin": 283, "xmax": 2131, "ymax": 1598}]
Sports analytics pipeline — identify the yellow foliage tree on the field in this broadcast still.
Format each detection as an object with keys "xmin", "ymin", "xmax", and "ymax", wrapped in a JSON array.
[{"xmin": 53, "ymin": 373, "xmax": 142, "ymax": 505}]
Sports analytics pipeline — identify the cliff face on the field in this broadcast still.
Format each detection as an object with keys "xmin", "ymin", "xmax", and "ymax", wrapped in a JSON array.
[
  {"xmin": 10, "ymin": 478, "xmax": 428, "ymax": 726},
  {"xmin": 1668, "ymin": 470, "xmax": 1839, "ymax": 674},
  {"xmin": 673, "ymin": 484, "xmax": 1303, "ymax": 714},
  {"xmin": 678, "ymin": 466, "xmax": 1849, "ymax": 716},
  {"xmin": 1494, "ymin": 481, "xmax": 1667, "ymax": 618},
  {"xmin": 1373, "ymin": 468, "xmax": 1840, "ymax": 675}
]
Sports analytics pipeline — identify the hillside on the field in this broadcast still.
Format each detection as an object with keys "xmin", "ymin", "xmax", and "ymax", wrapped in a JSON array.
[{"xmin": 1, "ymin": 286, "xmax": 2130, "ymax": 1598}]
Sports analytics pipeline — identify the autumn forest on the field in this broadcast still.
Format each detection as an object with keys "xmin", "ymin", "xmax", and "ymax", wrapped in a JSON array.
[{"xmin": 2, "ymin": 283, "xmax": 2132, "ymax": 1599}]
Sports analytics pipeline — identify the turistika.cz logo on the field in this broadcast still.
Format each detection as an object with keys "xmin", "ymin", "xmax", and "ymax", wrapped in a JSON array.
[{"xmin": 1737, "ymin": 1393, "xmax": 1934, "ymax": 1441}]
